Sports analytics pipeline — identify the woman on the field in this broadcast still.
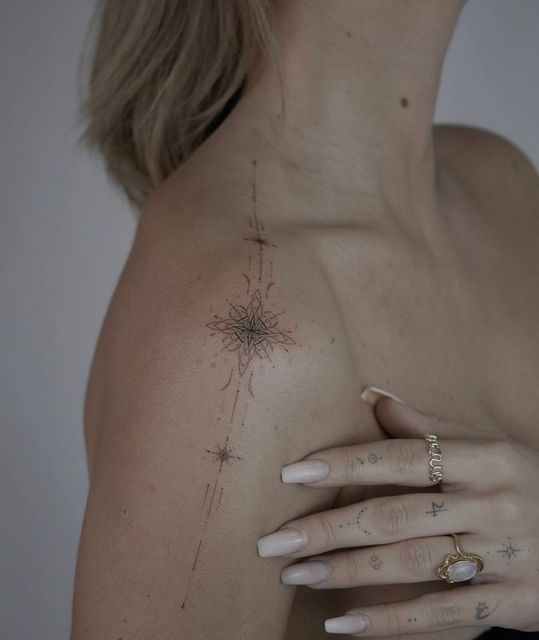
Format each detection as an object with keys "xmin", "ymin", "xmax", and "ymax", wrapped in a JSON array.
[{"xmin": 72, "ymin": 1, "xmax": 539, "ymax": 638}]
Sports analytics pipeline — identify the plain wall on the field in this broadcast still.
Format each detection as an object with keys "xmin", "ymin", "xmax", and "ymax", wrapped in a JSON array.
[{"xmin": 1, "ymin": 1, "xmax": 538, "ymax": 638}]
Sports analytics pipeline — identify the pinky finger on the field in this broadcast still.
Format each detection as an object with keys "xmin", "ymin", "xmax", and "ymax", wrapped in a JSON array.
[{"xmin": 323, "ymin": 583, "xmax": 530, "ymax": 637}]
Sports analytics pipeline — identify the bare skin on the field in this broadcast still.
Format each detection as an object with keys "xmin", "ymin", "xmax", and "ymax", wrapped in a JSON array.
[{"xmin": 73, "ymin": 1, "xmax": 539, "ymax": 639}]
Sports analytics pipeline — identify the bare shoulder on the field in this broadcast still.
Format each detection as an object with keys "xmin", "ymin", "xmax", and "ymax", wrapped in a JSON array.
[
  {"xmin": 433, "ymin": 123, "xmax": 539, "ymax": 214},
  {"xmin": 76, "ymin": 175, "xmax": 375, "ymax": 639},
  {"xmin": 84, "ymin": 170, "xmax": 367, "ymax": 474},
  {"xmin": 433, "ymin": 123, "xmax": 539, "ymax": 273}
]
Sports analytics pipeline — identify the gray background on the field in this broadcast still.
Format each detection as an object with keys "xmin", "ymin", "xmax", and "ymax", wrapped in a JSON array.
[{"xmin": 1, "ymin": 1, "xmax": 538, "ymax": 638}]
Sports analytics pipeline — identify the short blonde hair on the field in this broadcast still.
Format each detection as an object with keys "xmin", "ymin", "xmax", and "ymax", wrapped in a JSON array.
[{"xmin": 77, "ymin": 1, "xmax": 280, "ymax": 209}]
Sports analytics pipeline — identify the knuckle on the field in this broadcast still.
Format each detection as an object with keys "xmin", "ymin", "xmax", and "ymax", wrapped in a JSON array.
[
  {"xmin": 318, "ymin": 513, "xmax": 339, "ymax": 548},
  {"xmin": 342, "ymin": 449, "xmax": 364, "ymax": 482},
  {"xmin": 386, "ymin": 439, "xmax": 418, "ymax": 475},
  {"xmin": 520, "ymin": 581, "xmax": 539, "ymax": 613},
  {"xmin": 341, "ymin": 550, "xmax": 362, "ymax": 584},
  {"xmin": 383, "ymin": 605, "xmax": 403, "ymax": 636},
  {"xmin": 430, "ymin": 602, "xmax": 463, "ymax": 628},
  {"xmin": 399, "ymin": 539, "xmax": 433, "ymax": 575},
  {"xmin": 375, "ymin": 497, "xmax": 415, "ymax": 536},
  {"xmin": 494, "ymin": 489, "xmax": 523, "ymax": 525},
  {"xmin": 486, "ymin": 439, "xmax": 519, "ymax": 475}
]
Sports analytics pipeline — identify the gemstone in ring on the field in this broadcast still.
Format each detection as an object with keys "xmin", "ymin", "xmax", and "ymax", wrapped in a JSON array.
[{"xmin": 437, "ymin": 533, "xmax": 485, "ymax": 583}]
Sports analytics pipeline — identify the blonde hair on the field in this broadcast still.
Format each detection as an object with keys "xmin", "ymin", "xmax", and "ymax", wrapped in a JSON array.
[{"xmin": 77, "ymin": 1, "xmax": 281, "ymax": 209}]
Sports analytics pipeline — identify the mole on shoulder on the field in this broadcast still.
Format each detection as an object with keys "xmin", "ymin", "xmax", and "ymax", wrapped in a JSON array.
[{"xmin": 400, "ymin": 97, "xmax": 409, "ymax": 108}]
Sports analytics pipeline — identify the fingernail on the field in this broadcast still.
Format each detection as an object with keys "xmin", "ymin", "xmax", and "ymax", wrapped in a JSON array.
[
  {"xmin": 281, "ymin": 560, "xmax": 331, "ymax": 585},
  {"xmin": 257, "ymin": 528, "xmax": 307, "ymax": 557},
  {"xmin": 281, "ymin": 459, "xmax": 330, "ymax": 483},
  {"xmin": 324, "ymin": 614, "xmax": 369, "ymax": 634},
  {"xmin": 360, "ymin": 386, "xmax": 404, "ymax": 406}
]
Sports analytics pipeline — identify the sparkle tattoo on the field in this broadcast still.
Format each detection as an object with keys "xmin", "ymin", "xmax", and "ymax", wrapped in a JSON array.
[
  {"xmin": 487, "ymin": 537, "xmax": 528, "ymax": 562},
  {"xmin": 205, "ymin": 435, "xmax": 242, "ymax": 472},
  {"xmin": 182, "ymin": 159, "xmax": 297, "ymax": 609},
  {"xmin": 206, "ymin": 289, "xmax": 295, "ymax": 376}
]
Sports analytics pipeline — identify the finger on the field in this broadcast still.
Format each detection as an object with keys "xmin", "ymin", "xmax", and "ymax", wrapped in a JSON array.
[
  {"xmin": 361, "ymin": 389, "xmax": 498, "ymax": 441},
  {"xmin": 378, "ymin": 629, "xmax": 482, "ymax": 640},
  {"xmin": 324, "ymin": 583, "xmax": 532, "ymax": 636},
  {"xmin": 257, "ymin": 492, "xmax": 486, "ymax": 558},
  {"xmin": 282, "ymin": 437, "xmax": 501, "ymax": 489},
  {"xmin": 281, "ymin": 534, "xmax": 499, "ymax": 589}
]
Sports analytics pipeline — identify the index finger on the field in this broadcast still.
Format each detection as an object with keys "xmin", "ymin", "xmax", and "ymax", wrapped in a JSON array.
[{"xmin": 281, "ymin": 438, "xmax": 495, "ymax": 488}]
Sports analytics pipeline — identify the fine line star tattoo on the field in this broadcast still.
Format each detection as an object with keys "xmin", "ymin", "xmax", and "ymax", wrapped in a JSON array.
[
  {"xmin": 488, "ymin": 537, "xmax": 527, "ymax": 562},
  {"xmin": 426, "ymin": 501, "xmax": 448, "ymax": 518},
  {"xmin": 206, "ymin": 289, "xmax": 295, "ymax": 376},
  {"xmin": 243, "ymin": 159, "xmax": 276, "ymax": 281},
  {"xmin": 205, "ymin": 435, "xmax": 242, "ymax": 472}
]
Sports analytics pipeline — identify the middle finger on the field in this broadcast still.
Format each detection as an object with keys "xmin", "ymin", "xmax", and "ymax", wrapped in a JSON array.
[{"xmin": 256, "ymin": 492, "xmax": 489, "ymax": 558}]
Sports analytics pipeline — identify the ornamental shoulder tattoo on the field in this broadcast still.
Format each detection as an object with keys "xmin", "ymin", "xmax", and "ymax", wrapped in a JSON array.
[{"xmin": 181, "ymin": 159, "xmax": 297, "ymax": 609}]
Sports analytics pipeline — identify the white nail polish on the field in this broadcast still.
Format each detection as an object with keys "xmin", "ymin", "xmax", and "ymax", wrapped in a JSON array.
[
  {"xmin": 324, "ymin": 614, "xmax": 369, "ymax": 634},
  {"xmin": 360, "ymin": 386, "xmax": 404, "ymax": 406},
  {"xmin": 256, "ymin": 528, "xmax": 307, "ymax": 557},
  {"xmin": 281, "ymin": 560, "xmax": 331, "ymax": 585},
  {"xmin": 281, "ymin": 459, "xmax": 330, "ymax": 483}
]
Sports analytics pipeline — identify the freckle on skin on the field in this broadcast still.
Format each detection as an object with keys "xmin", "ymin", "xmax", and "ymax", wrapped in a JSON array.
[
  {"xmin": 400, "ymin": 97, "xmax": 409, "ymax": 108},
  {"xmin": 346, "ymin": 31, "xmax": 352, "ymax": 37}
]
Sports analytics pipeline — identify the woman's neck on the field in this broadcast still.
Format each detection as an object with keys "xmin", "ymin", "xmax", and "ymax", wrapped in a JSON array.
[{"xmin": 201, "ymin": 0, "xmax": 468, "ymax": 231}]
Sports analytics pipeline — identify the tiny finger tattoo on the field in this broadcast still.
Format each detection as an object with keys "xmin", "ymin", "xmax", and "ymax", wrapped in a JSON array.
[
  {"xmin": 476, "ymin": 600, "xmax": 498, "ymax": 620},
  {"xmin": 426, "ymin": 501, "xmax": 448, "ymax": 518}
]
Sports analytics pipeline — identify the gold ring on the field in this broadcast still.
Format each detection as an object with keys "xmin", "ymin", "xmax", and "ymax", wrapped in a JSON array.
[
  {"xmin": 437, "ymin": 533, "xmax": 485, "ymax": 583},
  {"xmin": 425, "ymin": 433, "xmax": 443, "ymax": 483}
]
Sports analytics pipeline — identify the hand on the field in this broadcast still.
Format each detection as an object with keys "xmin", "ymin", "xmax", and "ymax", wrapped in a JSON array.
[{"xmin": 256, "ymin": 388, "xmax": 539, "ymax": 637}]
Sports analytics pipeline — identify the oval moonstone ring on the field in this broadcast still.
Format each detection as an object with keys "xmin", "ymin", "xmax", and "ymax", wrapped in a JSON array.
[{"xmin": 437, "ymin": 533, "xmax": 485, "ymax": 584}]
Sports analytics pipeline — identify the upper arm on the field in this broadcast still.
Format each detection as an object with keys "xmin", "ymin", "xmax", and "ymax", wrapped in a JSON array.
[{"xmin": 72, "ymin": 200, "xmax": 368, "ymax": 639}]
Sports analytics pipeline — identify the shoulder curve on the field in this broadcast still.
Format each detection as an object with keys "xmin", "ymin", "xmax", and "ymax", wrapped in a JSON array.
[
  {"xmin": 104, "ymin": 175, "xmax": 315, "ymax": 381},
  {"xmin": 433, "ymin": 124, "xmax": 539, "ymax": 215},
  {"xmin": 433, "ymin": 124, "xmax": 538, "ymax": 183}
]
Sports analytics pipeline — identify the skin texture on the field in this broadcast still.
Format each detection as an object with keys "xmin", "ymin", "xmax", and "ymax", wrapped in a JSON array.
[{"xmin": 72, "ymin": 1, "xmax": 539, "ymax": 638}]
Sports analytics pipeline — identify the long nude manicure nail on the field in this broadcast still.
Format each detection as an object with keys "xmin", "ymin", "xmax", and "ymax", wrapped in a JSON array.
[
  {"xmin": 281, "ymin": 560, "xmax": 331, "ymax": 585},
  {"xmin": 281, "ymin": 459, "xmax": 330, "ymax": 483},
  {"xmin": 257, "ymin": 528, "xmax": 307, "ymax": 557},
  {"xmin": 360, "ymin": 386, "xmax": 404, "ymax": 406},
  {"xmin": 325, "ymin": 614, "xmax": 369, "ymax": 634}
]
